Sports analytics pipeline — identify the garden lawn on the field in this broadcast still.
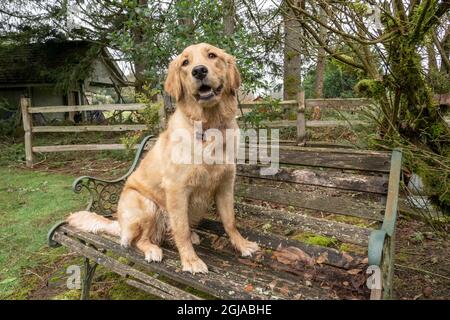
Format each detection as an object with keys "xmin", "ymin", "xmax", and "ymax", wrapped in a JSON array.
[{"xmin": 0, "ymin": 167, "xmax": 85, "ymax": 298}]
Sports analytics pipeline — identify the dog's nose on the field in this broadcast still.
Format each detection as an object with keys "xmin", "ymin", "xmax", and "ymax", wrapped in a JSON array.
[{"xmin": 192, "ymin": 65, "xmax": 208, "ymax": 80}]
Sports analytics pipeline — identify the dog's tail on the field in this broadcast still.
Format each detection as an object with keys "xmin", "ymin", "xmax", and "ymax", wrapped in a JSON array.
[{"xmin": 66, "ymin": 211, "xmax": 120, "ymax": 236}]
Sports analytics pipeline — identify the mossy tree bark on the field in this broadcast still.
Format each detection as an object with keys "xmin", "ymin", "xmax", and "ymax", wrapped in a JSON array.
[{"xmin": 283, "ymin": 0, "xmax": 303, "ymax": 100}]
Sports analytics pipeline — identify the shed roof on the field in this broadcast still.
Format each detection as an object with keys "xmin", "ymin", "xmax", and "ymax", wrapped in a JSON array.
[{"xmin": 0, "ymin": 40, "xmax": 129, "ymax": 87}]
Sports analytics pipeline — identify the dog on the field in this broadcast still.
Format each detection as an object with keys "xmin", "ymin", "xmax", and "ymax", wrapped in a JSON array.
[{"xmin": 67, "ymin": 43, "xmax": 260, "ymax": 274}]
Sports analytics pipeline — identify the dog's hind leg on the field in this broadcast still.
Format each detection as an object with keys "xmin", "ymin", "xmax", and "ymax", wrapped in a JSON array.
[{"xmin": 118, "ymin": 187, "xmax": 165, "ymax": 260}]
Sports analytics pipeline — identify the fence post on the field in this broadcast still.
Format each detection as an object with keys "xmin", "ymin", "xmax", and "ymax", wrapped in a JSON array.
[
  {"xmin": 296, "ymin": 91, "xmax": 306, "ymax": 146},
  {"xmin": 20, "ymin": 96, "xmax": 34, "ymax": 167},
  {"xmin": 157, "ymin": 94, "xmax": 166, "ymax": 131}
]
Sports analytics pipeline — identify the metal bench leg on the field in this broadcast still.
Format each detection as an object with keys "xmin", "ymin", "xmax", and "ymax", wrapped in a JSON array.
[{"xmin": 81, "ymin": 257, "xmax": 98, "ymax": 300}]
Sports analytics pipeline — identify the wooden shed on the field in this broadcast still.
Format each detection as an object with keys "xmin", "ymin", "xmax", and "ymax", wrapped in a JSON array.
[{"xmin": 0, "ymin": 39, "xmax": 129, "ymax": 123}]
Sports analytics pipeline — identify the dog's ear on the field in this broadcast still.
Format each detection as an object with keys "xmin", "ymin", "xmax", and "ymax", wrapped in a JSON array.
[
  {"xmin": 226, "ymin": 54, "xmax": 241, "ymax": 91},
  {"xmin": 164, "ymin": 56, "xmax": 183, "ymax": 101}
]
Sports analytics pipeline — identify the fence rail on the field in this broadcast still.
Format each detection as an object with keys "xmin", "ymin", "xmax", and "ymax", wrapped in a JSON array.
[
  {"xmin": 239, "ymin": 97, "xmax": 372, "ymax": 109},
  {"xmin": 27, "ymin": 103, "xmax": 146, "ymax": 113},
  {"xmin": 21, "ymin": 93, "xmax": 374, "ymax": 168},
  {"xmin": 20, "ymin": 96, "xmax": 148, "ymax": 167},
  {"xmin": 238, "ymin": 92, "xmax": 373, "ymax": 145}
]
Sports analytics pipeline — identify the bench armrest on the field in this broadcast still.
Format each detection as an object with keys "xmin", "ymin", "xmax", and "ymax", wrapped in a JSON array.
[
  {"xmin": 368, "ymin": 148, "xmax": 402, "ymax": 299},
  {"xmin": 72, "ymin": 135, "xmax": 154, "ymax": 216}
]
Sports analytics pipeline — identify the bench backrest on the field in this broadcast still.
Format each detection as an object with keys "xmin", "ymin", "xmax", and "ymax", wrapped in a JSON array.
[{"xmin": 73, "ymin": 136, "xmax": 392, "ymax": 222}]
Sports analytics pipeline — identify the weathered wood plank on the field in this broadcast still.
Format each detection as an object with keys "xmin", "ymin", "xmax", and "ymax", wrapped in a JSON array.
[
  {"xmin": 56, "ymin": 225, "xmax": 361, "ymax": 299},
  {"xmin": 253, "ymin": 120, "xmax": 368, "ymax": 128},
  {"xmin": 304, "ymin": 98, "xmax": 372, "ymax": 109},
  {"xmin": 244, "ymin": 148, "xmax": 391, "ymax": 172},
  {"xmin": 53, "ymin": 231, "xmax": 198, "ymax": 300},
  {"xmin": 297, "ymin": 91, "xmax": 306, "ymax": 146},
  {"xmin": 20, "ymin": 96, "xmax": 34, "ymax": 167},
  {"xmin": 57, "ymin": 226, "xmax": 270, "ymax": 299},
  {"xmin": 239, "ymin": 100, "xmax": 297, "ymax": 107},
  {"xmin": 244, "ymin": 144, "xmax": 390, "ymax": 156},
  {"xmin": 32, "ymin": 124, "xmax": 147, "ymax": 133},
  {"xmin": 239, "ymin": 98, "xmax": 372, "ymax": 109},
  {"xmin": 235, "ymin": 182, "xmax": 384, "ymax": 221},
  {"xmin": 28, "ymin": 103, "xmax": 146, "ymax": 113},
  {"xmin": 33, "ymin": 144, "xmax": 136, "ymax": 152},
  {"xmin": 235, "ymin": 202, "xmax": 371, "ymax": 246},
  {"xmin": 194, "ymin": 229, "xmax": 369, "ymax": 299},
  {"xmin": 236, "ymin": 164, "xmax": 389, "ymax": 194},
  {"xmin": 197, "ymin": 219, "xmax": 367, "ymax": 269}
]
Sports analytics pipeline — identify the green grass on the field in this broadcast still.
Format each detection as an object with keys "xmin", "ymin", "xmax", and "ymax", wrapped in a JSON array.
[{"xmin": 0, "ymin": 167, "xmax": 85, "ymax": 298}]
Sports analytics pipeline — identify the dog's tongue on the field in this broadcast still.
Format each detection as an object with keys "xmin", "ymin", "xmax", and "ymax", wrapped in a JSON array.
[{"xmin": 198, "ymin": 85, "xmax": 214, "ymax": 99}]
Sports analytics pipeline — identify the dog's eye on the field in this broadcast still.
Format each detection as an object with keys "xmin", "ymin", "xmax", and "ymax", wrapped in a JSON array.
[
  {"xmin": 208, "ymin": 52, "xmax": 217, "ymax": 59},
  {"xmin": 182, "ymin": 59, "xmax": 189, "ymax": 66}
]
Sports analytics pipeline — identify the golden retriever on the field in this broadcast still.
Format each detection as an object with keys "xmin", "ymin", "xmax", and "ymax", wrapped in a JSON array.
[{"xmin": 67, "ymin": 43, "xmax": 259, "ymax": 274}]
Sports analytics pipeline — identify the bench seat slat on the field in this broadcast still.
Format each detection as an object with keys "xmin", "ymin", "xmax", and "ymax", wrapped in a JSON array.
[
  {"xmin": 55, "ymin": 224, "xmax": 369, "ymax": 299},
  {"xmin": 197, "ymin": 219, "xmax": 367, "ymax": 270},
  {"xmin": 235, "ymin": 203, "xmax": 371, "ymax": 246},
  {"xmin": 194, "ymin": 229, "xmax": 369, "ymax": 299},
  {"xmin": 57, "ymin": 226, "xmax": 263, "ymax": 299}
]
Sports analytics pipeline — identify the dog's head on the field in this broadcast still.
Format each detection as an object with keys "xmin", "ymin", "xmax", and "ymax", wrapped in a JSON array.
[{"xmin": 164, "ymin": 43, "xmax": 241, "ymax": 107}]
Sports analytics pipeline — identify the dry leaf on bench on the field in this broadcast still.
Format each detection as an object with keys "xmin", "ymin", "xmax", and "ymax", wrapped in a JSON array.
[
  {"xmin": 347, "ymin": 268, "xmax": 362, "ymax": 275},
  {"xmin": 272, "ymin": 246, "xmax": 315, "ymax": 266},
  {"xmin": 316, "ymin": 252, "xmax": 329, "ymax": 265},
  {"xmin": 244, "ymin": 283, "xmax": 254, "ymax": 293}
]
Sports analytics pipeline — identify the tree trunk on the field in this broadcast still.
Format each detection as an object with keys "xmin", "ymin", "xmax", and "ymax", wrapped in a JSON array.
[
  {"xmin": 223, "ymin": 0, "xmax": 235, "ymax": 36},
  {"xmin": 427, "ymin": 42, "xmax": 438, "ymax": 76},
  {"xmin": 283, "ymin": 0, "xmax": 302, "ymax": 101},
  {"xmin": 177, "ymin": 0, "xmax": 194, "ymax": 38},
  {"xmin": 132, "ymin": 0, "xmax": 148, "ymax": 96}
]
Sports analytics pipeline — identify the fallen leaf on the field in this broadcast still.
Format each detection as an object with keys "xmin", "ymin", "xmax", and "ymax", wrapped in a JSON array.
[
  {"xmin": 278, "ymin": 284, "xmax": 290, "ymax": 296},
  {"xmin": 268, "ymin": 280, "xmax": 278, "ymax": 290},
  {"xmin": 316, "ymin": 252, "xmax": 329, "ymax": 265},
  {"xmin": 238, "ymin": 258, "xmax": 258, "ymax": 268},
  {"xmin": 422, "ymin": 287, "xmax": 432, "ymax": 298},
  {"xmin": 342, "ymin": 252, "xmax": 354, "ymax": 263},
  {"xmin": 272, "ymin": 246, "xmax": 315, "ymax": 266},
  {"xmin": 347, "ymin": 268, "xmax": 363, "ymax": 275},
  {"xmin": 211, "ymin": 237, "xmax": 228, "ymax": 250},
  {"xmin": 343, "ymin": 281, "xmax": 349, "ymax": 286},
  {"xmin": 244, "ymin": 283, "xmax": 254, "ymax": 293}
]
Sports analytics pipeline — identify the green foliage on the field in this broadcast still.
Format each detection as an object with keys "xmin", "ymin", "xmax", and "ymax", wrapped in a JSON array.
[
  {"xmin": 241, "ymin": 96, "xmax": 284, "ymax": 129},
  {"xmin": 0, "ymin": 99, "xmax": 21, "ymax": 137},
  {"xmin": 303, "ymin": 58, "xmax": 361, "ymax": 98},
  {"xmin": 107, "ymin": 0, "xmax": 274, "ymax": 93},
  {"xmin": 354, "ymin": 79, "xmax": 385, "ymax": 99}
]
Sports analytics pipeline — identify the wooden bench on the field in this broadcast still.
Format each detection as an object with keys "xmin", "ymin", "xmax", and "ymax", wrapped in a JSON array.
[{"xmin": 48, "ymin": 135, "xmax": 402, "ymax": 300}]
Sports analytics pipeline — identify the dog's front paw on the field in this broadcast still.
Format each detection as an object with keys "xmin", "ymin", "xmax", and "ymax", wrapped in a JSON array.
[
  {"xmin": 237, "ymin": 239, "xmax": 260, "ymax": 257},
  {"xmin": 182, "ymin": 257, "xmax": 208, "ymax": 274},
  {"xmin": 145, "ymin": 246, "xmax": 163, "ymax": 263}
]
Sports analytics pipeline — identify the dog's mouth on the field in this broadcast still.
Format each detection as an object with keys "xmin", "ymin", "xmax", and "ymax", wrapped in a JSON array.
[{"xmin": 195, "ymin": 84, "xmax": 223, "ymax": 101}]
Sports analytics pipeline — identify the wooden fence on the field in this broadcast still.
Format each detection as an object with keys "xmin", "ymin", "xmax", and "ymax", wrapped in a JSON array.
[
  {"xmin": 20, "ymin": 96, "xmax": 151, "ymax": 168},
  {"xmin": 239, "ymin": 92, "xmax": 372, "ymax": 145},
  {"xmin": 21, "ymin": 93, "xmax": 373, "ymax": 168}
]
